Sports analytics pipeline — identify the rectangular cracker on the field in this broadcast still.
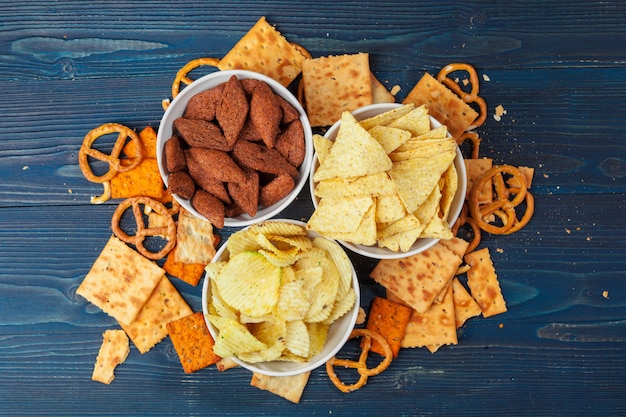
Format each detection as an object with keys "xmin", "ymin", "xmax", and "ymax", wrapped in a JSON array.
[
  {"xmin": 120, "ymin": 276, "xmax": 193, "ymax": 353},
  {"xmin": 92, "ymin": 329, "xmax": 130, "ymax": 385},
  {"xmin": 175, "ymin": 208, "xmax": 218, "ymax": 265},
  {"xmin": 451, "ymin": 277, "xmax": 482, "ymax": 328},
  {"xmin": 76, "ymin": 236, "xmax": 165, "ymax": 326},
  {"xmin": 302, "ymin": 53, "xmax": 373, "ymax": 127},
  {"xmin": 167, "ymin": 312, "xmax": 221, "ymax": 374},
  {"xmin": 250, "ymin": 372, "xmax": 311, "ymax": 404},
  {"xmin": 465, "ymin": 248, "xmax": 507, "ymax": 318},
  {"xmin": 402, "ymin": 72, "xmax": 478, "ymax": 139},
  {"xmin": 370, "ymin": 241, "xmax": 462, "ymax": 313}
]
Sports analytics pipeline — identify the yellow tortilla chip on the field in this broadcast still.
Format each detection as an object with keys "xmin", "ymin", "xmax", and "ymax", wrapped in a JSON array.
[
  {"xmin": 314, "ymin": 172, "xmax": 397, "ymax": 200},
  {"xmin": 388, "ymin": 105, "xmax": 430, "ymax": 136},
  {"xmin": 359, "ymin": 103, "xmax": 415, "ymax": 130},
  {"xmin": 320, "ymin": 204, "xmax": 377, "ymax": 246},
  {"xmin": 375, "ymin": 193, "xmax": 407, "ymax": 223},
  {"xmin": 368, "ymin": 125, "xmax": 412, "ymax": 154},
  {"xmin": 313, "ymin": 111, "xmax": 392, "ymax": 181},
  {"xmin": 308, "ymin": 196, "xmax": 374, "ymax": 233}
]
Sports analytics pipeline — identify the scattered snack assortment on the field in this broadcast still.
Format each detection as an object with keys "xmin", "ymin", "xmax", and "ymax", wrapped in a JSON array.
[{"xmin": 75, "ymin": 16, "xmax": 535, "ymax": 403}]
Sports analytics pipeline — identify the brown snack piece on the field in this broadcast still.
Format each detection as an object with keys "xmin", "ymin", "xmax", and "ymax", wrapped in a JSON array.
[
  {"xmin": 164, "ymin": 135, "xmax": 187, "ymax": 173},
  {"xmin": 275, "ymin": 119, "xmax": 305, "ymax": 167},
  {"xmin": 216, "ymin": 75, "xmax": 249, "ymax": 147},
  {"xmin": 184, "ymin": 84, "xmax": 224, "ymax": 121},
  {"xmin": 224, "ymin": 201, "xmax": 245, "ymax": 218},
  {"xmin": 92, "ymin": 329, "xmax": 130, "ymax": 384},
  {"xmin": 167, "ymin": 312, "xmax": 221, "ymax": 374},
  {"xmin": 402, "ymin": 72, "xmax": 478, "ymax": 139},
  {"xmin": 232, "ymin": 140, "xmax": 298, "ymax": 178},
  {"xmin": 227, "ymin": 167, "xmax": 259, "ymax": 217},
  {"xmin": 240, "ymin": 78, "xmax": 265, "ymax": 96},
  {"xmin": 76, "ymin": 236, "xmax": 165, "ymax": 326},
  {"xmin": 276, "ymin": 94, "xmax": 300, "ymax": 124},
  {"xmin": 120, "ymin": 276, "xmax": 193, "ymax": 354},
  {"xmin": 249, "ymin": 81, "xmax": 283, "ymax": 148},
  {"xmin": 173, "ymin": 118, "xmax": 232, "ymax": 151},
  {"xmin": 187, "ymin": 147, "xmax": 247, "ymax": 184},
  {"xmin": 237, "ymin": 118, "xmax": 262, "ymax": 142},
  {"xmin": 167, "ymin": 171, "xmax": 196, "ymax": 200},
  {"xmin": 192, "ymin": 190, "xmax": 225, "ymax": 228},
  {"xmin": 184, "ymin": 150, "xmax": 231, "ymax": 203},
  {"xmin": 259, "ymin": 174, "xmax": 295, "ymax": 207}
]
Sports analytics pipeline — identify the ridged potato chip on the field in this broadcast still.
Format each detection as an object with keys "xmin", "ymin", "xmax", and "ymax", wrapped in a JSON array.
[
  {"xmin": 207, "ymin": 315, "xmax": 267, "ymax": 357},
  {"xmin": 285, "ymin": 320, "xmax": 310, "ymax": 358}
]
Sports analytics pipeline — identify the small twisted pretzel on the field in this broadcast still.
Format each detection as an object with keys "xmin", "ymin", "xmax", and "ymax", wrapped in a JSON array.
[
  {"xmin": 90, "ymin": 181, "xmax": 111, "ymax": 205},
  {"xmin": 437, "ymin": 63, "xmax": 487, "ymax": 130},
  {"xmin": 111, "ymin": 196, "xmax": 177, "ymax": 260},
  {"xmin": 456, "ymin": 131, "xmax": 482, "ymax": 159},
  {"xmin": 78, "ymin": 123, "xmax": 144, "ymax": 183},
  {"xmin": 325, "ymin": 329, "xmax": 393, "ymax": 393},
  {"xmin": 469, "ymin": 165, "xmax": 534, "ymax": 235},
  {"xmin": 171, "ymin": 57, "xmax": 220, "ymax": 99}
]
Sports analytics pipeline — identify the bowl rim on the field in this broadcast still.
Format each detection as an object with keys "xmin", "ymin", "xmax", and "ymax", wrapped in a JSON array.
[
  {"xmin": 308, "ymin": 102, "xmax": 467, "ymax": 260},
  {"xmin": 156, "ymin": 69, "xmax": 313, "ymax": 227},
  {"xmin": 200, "ymin": 219, "xmax": 361, "ymax": 377}
]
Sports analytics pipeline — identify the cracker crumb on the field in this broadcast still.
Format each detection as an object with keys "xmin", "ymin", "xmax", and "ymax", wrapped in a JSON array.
[
  {"xmin": 68, "ymin": 189, "xmax": 73, "ymax": 194},
  {"xmin": 602, "ymin": 291, "xmax": 609, "ymax": 299},
  {"xmin": 496, "ymin": 248, "xmax": 504, "ymax": 253},
  {"xmin": 543, "ymin": 173, "xmax": 549, "ymax": 178},
  {"xmin": 462, "ymin": 78, "xmax": 469, "ymax": 86},
  {"xmin": 565, "ymin": 228, "xmax": 571, "ymax": 234},
  {"xmin": 493, "ymin": 104, "xmax": 507, "ymax": 121},
  {"xmin": 390, "ymin": 85, "xmax": 401, "ymax": 96},
  {"xmin": 482, "ymin": 74, "xmax": 491, "ymax": 82},
  {"xmin": 22, "ymin": 165, "xmax": 29, "ymax": 170},
  {"xmin": 586, "ymin": 236, "xmax": 592, "ymax": 241},
  {"xmin": 499, "ymin": 323, "xmax": 504, "ymax": 329}
]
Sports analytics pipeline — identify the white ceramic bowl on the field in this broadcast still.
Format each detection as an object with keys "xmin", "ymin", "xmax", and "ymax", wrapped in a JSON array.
[
  {"xmin": 157, "ymin": 70, "xmax": 313, "ymax": 227},
  {"xmin": 309, "ymin": 103, "xmax": 467, "ymax": 260},
  {"xmin": 201, "ymin": 219, "xmax": 360, "ymax": 377}
]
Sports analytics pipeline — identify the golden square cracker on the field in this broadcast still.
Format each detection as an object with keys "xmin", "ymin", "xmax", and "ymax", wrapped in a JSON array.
[
  {"xmin": 451, "ymin": 277, "xmax": 482, "ymax": 328},
  {"xmin": 92, "ymin": 329, "xmax": 130, "ymax": 385},
  {"xmin": 370, "ymin": 241, "xmax": 461, "ymax": 314},
  {"xmin": 175, "ymin": 209, "xmax": 218, "ymax": 265},
  {"xmin": 77, "ymin": 236, "xmax": 165, "ymax": 326},
  {"xmin": 250, "ymin": 372, "xmax": 311, "ymax": 404},
  {"xmin": 465, "ymin": 248, "xmax": 507, "ymax": 318},
  {"xmin": 402, "ymin": 72, "xmax": 478, "ymax": 139},
  {"xmin": 120, "ymin": 276, "xmax": 193, "ymax": 354},
  {"xmin": 365, "ymin": 296, "xmax": 412, "ymax": 358},
  {"xmin": 163, "ymin": 245, "xmax": 206, "ymax": 286},
  {"xmin": 217, "ymin": 16, "xmax": 307, "ymax": 87},
  {"xmin": 398, "ymin": 283, "xmax": 457, "ymax": 350},
  {"xmin": 464, "ymin": 158, "xmax": 493, "ymax": 201},
  {"xmin": 439, "ymin": 237, "xmax": 470, "ymax": 258},
  {"xmin": 302, "ymin": 53, "xmax": 373, "ymax": 127},
  {"xmin": 167, "ymin": 312, "xmax": 221, "ymax": 374}
]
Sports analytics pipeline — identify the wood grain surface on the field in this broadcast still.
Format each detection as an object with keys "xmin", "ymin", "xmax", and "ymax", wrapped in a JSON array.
[{"xmin": 1, "ymin": 1, "xmax": 625, "ymax": 416}]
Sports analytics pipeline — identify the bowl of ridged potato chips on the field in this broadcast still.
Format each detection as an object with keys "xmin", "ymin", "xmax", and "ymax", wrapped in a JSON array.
[{"xmin": 201, "ymin": 219, "xmax": 360, "ymax": 376}]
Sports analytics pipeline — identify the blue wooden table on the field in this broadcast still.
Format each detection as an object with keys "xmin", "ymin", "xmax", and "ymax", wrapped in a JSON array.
[{"xmin": 1, "ymin": 1, "xmax": 625, "ymax": 416}]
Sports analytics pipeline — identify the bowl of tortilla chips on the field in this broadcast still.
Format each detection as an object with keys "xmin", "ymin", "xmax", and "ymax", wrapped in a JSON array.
[
  {"xmin": 201, "ymin": 219, "xmax": 360, "ymax": 377},
  {"xmin": 307, "ymin": 103, "xmax": 467, "ymax": 259},
  {"xmin": 157, "ymin": 69, "xmax": 313, "ymax": 228}
]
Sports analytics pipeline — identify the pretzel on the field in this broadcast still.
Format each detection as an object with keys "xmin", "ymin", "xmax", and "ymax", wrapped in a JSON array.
[
  {"xmin": 325, "ymin": 328, "xmax": 393, "ymax": 393},
  {"xmin": 78, "ymin": 123, "xmax": 144, "ymax": 183},
  {"xmin": 468, "ymin": 165, "xmax": 534, "ymax": 235},
  {"xmin": 111, "ymin": 196, "xmax": 177, "ymax": 260},
  {"xmin": 171, "ymin": 57, "xmax": 220, "ymax": 99},
  {"xmin": 457, "ymin": 131, "xmax": 482, "ymax": 159},
  {"xmin": 437, "ymin": 63, "xmax": 487, "ymax": 130},
  {"xmin": 90, "ymin": 181, "xmax": 111, "ymax": 205}
]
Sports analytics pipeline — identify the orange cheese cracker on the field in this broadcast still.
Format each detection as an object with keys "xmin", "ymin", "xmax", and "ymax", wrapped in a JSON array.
[
  {"xmin": 167, "ymin": 312, "xmax": 221, "ymax": 374},
  {"xmin": 465, "ymin": 248, "xmax": 507, "ymax": 318},
  {"xmin": 250, "ymin": 372, "xmax": 311, "ymax": 404},
  {"xmin": 110, "ymin": 157, "xmax": 164, "ymax": 200},
  {"xmin": 370, "ymin": 241, "xmax": 462, "ymax": 314},
  {"xmin": 402, "ymin": 72, "xmax": 478, "ymax": 139},
  {"xmin": 163, "ymin": 245, "xmax": 206, "ymax": 286},
  {"xmin": 217, "ymin": 16, "xmax": 307, "ymax": 87},
  {"xmin": 92, "ymin": 329, "xmax": 130, "ymax": 385},
  {"xmin": 365, "ymin": 296, "xmax": 412, "ymax": 358},
  {"xmin": 120, "ymin": 276, "xmax": 193, "ymax": 354},
  {"xmin": 302, "ymin": 53, "xmax": 373, "ymax": 127},
  {"xmin": 76, "ymin": 236, "xmax": 165, "ymax": 326}
]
